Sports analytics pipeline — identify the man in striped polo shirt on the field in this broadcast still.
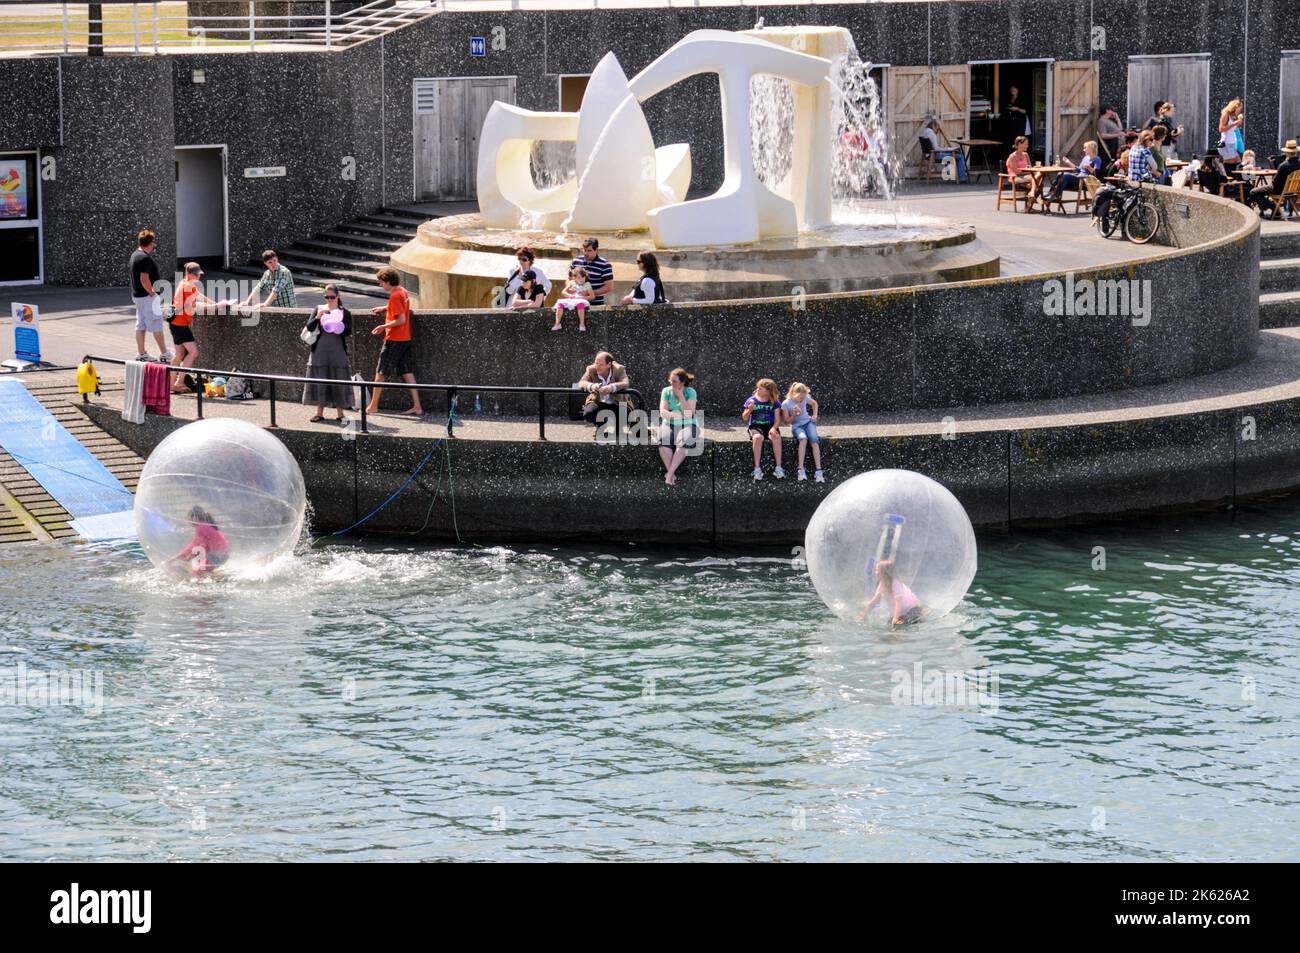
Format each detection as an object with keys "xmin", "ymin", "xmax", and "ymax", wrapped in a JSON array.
[{"xmin": 571, "ymin": 237, "xmax": 614, "ymax": 307}]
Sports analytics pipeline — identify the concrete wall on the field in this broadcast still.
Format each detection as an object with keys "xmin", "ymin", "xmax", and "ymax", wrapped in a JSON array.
[
  {"xmin": 0, "ymin": 56, "xmax": 176, "ymax": 286},
  {"xmin": 81, "ymin": 389, "xmax": 1300, "ymax": 544},
  {"xmin": 189, "ymin": 186, "xmax": 1259, "ymax": 415}
]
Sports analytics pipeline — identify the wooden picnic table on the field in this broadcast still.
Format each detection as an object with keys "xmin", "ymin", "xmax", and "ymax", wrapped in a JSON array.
[{"xmin": 954, "ymin": 137, "xmax": 1001, "ymax": 184}]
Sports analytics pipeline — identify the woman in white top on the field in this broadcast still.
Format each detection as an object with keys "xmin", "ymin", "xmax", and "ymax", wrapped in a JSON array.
[
  {"xmin": 621, "ymin": 252, "xmax": 668, "ymax": 305},
  {"xmin": 501, "ymin": 245, "xmax": 552, "ymax": 307}
]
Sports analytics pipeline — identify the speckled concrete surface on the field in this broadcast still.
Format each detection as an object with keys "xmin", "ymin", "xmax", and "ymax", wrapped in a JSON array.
[{"xmin": 66, "ymin": 323, "xmax": 1300, "ymax": 540}]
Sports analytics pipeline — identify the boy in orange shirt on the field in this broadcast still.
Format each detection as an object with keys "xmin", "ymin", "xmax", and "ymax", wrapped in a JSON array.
[{"xmin": 366, "ymin": 267, "xmax": 423, "ymax": 416}]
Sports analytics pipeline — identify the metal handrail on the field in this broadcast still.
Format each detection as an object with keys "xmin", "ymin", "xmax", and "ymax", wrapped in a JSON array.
[
  {"xmin": 0, "ymin": 1, "xmax": 441, "ymax": 56},
  {"xmin": 81, "ymin": 355, "xmax": 644, "ymax": 441}
]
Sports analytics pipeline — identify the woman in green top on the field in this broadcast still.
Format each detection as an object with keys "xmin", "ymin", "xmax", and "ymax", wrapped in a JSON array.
[{"xmin": 658, "ymin": 367, "xmax": 698, "ymax": 487}]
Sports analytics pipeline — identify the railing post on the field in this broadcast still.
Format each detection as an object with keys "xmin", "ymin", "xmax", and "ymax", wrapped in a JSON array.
[
  {"xmin": 153, "ymin": 1, "xmax": 159, "ymax": 53},
  {"xmin": 326, "ymin": 0, "xmax": 332, "ymax": 49},
  {"xmin": 196, "ymin": 375, "xmax": 205, "ymax": 419},
  {"xmin": 269, "ymin": 379, "xmax": 277, "ymax": 428},
  {"xmin": 447, "ymin": 388, "xmax": 457, "ymax": 437},
  {"xmin": 249, "ymin": 1, "xmax": 256, "ymax": 50},
  {"xmin": 360, "ymin": 387, "xmax": 368, "ymax": 434},
  {"xmin": 62, "ymin": 2, "xmax": 69, "ymax": 54},
  {"xmin": 538, "ymin": 392, "xmax": 546, "ymax": 441},
  {"xmin": 132, "ymin": 2, "xmax": 140, "ymax": 53}
]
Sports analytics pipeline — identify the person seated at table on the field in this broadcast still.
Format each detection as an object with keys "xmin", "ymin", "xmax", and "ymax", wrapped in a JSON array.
[
  {"xmin": 1050, "ymin": 140, "xmax": 1103, "ymax": 200},
  {"xmin": 1241, "ymin": 149, "xmax": 1258, "ymax": 171},
  {"xmin": 1248, "ymin": 139, "xmax": 1300, "ymax": 219},
  {"xmin": 1005, "ymin": 135, "xmax": 1038, "ymax": 207},
  {"xmin": 1127, "ymin": 130, "xmax": 1158, "ymax": 183},
  {"xmin": 1195, "ymin": 152, "xmax": 1233, "ymax": 195},
  {"xmin": 918, "ymin": 117, "xmax": 966, "ymax": 182}
]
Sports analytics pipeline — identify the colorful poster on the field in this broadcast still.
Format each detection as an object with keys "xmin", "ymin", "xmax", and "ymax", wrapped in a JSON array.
[{"xmin": 0, "ymin": 163, "xmax": 29, "ymax": 219}]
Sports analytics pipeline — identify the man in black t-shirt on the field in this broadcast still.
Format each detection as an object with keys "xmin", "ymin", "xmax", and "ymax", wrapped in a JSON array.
[{"xmin": 129, "ymin": 229, "xmax": 171, "ymax": 362}]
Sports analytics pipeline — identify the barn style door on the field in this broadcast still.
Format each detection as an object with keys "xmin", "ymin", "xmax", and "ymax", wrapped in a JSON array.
[
  {"xmin": 1127, "ymin": 55, "xmax": 1210, "ymax": 159},
  {"xmin": 1052, "ymin": 61, "xmax": 1097, "ymax": 160},
  {"xmin": 414, "ymin": 77, "xmax": 517, "ymax": 201},
  {"xmin": 888, "ymin": 65, "xmax": 970, "ymax": 177}
]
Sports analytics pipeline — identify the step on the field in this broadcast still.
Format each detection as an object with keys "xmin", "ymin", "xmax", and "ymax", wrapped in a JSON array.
[
  {"xmin": 338, "ymin": 220, "xmax": 419, "ymax": 240},
  {"xmin": 317, "ymin": 229, "xmax": 407, "ymax": 251},
  {"xmin": 1261, "ymin": 291, "xmax": 1300, "ymax": 328},
  {"xmin": 380, "ymin": 206, "xmax": 434, "ymax": 224},
  {"xmin": 1260, "ymin": 257, "xmax": 1300, "ymax": 293},
  {"xmin": 279, "ymin": 247, "xmax": 389, "ymax": 273},
  {"xmin": 362, "ymin": 210, "xmax": 428, "ymax": 229},
  {"xmin": 1261, "ymin": 228, "xmax": 1300, "ymax": 260},
  {"xmin": 295, "ymin": 238, "xmax": 393, "ymax": 262}
]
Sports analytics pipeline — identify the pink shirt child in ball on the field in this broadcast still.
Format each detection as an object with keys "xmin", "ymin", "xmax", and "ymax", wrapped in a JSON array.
[
  {"xmin": 858, "ymin": 559, "xmax": 922, "ymax": 625},
  {"xmin": 170, "ymin": 506, "xmax": 230, "ymax": 575}
]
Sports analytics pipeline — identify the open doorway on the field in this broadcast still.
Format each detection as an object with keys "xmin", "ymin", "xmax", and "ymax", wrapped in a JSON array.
[
  {"xmin": 970, "ymin": 59, "xmax": 1052, "ymax": 164},
  {"xmin": 174, "ymin": 145, "xmax": 227, "ymax": 269}
]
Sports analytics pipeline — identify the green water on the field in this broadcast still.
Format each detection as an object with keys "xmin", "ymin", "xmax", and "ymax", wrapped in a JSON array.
[{"xmin": 1, "ymin": 500, "xmax": 1298, "ymax": 861}]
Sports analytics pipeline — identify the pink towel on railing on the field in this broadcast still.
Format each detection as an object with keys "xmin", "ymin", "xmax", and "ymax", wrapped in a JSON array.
[{"xmin": 142, "ymin": 362, "xmax": 171, "ymax": 416}]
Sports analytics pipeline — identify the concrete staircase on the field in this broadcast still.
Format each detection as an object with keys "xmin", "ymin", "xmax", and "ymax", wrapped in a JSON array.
[
  {"xmin": 0, "ymin": 373, "xmax": 141, "ymax": 546},
  {"xmin": 231, "ymin": 206, "xmax": 431, "ymax": 301},
  {"xmin": 1260, "ymin": 229, "xmax": 1300, "ymax": 328}
]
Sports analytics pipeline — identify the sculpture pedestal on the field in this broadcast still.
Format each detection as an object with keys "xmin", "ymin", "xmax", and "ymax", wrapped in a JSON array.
[{"xmin": 391, "ymin": 213, "xmax": 1000, "ymax": 310}]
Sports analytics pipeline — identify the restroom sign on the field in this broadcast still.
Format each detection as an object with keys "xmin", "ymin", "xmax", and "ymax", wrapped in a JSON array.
[{"xmin": 470, "ymin": 36, "xmax": 486, "ymax": 57}]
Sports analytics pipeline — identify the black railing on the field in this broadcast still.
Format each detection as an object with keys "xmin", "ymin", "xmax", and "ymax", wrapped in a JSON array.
[{"xmin": 81, "ymin": 355, "xmax": 643, "ymax": 441}]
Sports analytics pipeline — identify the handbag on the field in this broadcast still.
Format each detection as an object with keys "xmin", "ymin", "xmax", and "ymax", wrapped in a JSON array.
[{"xmin": 300, "ymin": 321, "xmax": 319, "ymax": 347}]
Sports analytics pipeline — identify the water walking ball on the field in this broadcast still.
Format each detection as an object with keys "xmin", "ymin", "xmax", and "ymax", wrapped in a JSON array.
[
  {"xmin": 134, "ymin": 418, "xmax": 306, "ymax": 574},
  {"xmin": 804, "ymin": 469, "xmax": 977, "ymax": 624}
]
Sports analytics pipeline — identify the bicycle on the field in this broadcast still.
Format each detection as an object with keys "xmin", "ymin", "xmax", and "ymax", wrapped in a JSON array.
[{"xmin": 1099, "ymin": 179, "xmax": 1164, "ymax": 244}]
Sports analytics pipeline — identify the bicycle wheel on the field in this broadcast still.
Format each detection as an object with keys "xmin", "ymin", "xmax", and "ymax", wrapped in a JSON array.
[
  {"xmin": 1100, "ymin": 200, "xmax": 1124, "ymax": 238},
  {"xmin": 1124, "ymin": 199, "xmax": 1162, "ymax": 244}
]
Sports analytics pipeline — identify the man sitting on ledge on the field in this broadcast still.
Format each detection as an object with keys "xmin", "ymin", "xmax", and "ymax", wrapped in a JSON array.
[{"xmin": 578, "ymin": 351, "xmax": 630, "ymax": 437}]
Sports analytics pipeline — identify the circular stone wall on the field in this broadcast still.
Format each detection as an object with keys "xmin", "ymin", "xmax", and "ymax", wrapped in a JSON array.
[{"xmin": 391, "ymin": 212, "xmax": 1000, "ymax": 310}]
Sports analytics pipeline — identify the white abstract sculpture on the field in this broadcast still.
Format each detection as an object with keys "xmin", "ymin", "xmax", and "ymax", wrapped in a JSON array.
[{"xmin": 477, "ymin": 26, "xmax": 846, "ymax": 248}]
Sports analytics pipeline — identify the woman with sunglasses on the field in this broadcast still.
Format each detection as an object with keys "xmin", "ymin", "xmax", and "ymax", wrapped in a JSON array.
[
  {"xmin": 621, "ymin": 252, "xmax": 669, "ymax": 305},
  {"xmin": 302, "ymin": 284, "xmax": 354, "ymax": 424}
]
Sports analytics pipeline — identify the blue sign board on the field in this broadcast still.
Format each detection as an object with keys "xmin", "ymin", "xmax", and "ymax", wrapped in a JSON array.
[{"xmin": 470, "ymin": 36, "xmax": 486, "ymax": 57}]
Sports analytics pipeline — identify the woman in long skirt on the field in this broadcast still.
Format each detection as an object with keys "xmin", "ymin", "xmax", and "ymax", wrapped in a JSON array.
[{"xmin": 303, "ymin": 284, "xmax": 354, "ymax": 423}]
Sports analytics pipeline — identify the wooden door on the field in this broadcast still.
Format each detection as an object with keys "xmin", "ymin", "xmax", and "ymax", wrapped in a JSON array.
[
  {"xmin": 887, "ymin": 66, "xmax": 932, "ymax": 177},
  {"xmin": 1166, "ymin": 56, "xmax": 1209, "ymax": 158},
  {"xmin": 414, "ymin": 77, "xmax": 516, "ymax": 201},
  {"xmin": 1282, "ymin": 54, "xmax": 1300, "ymax": 151},
  {"xmin": 1126, "ymin": 57, "xmax": 1165, "ymax": 132},
  {"xmin": 888, "ymin": 65, "xmax": 968, "ymax": 177},
  {"xmin": 933, "ymin": 64, "xmax": 971, "ymax": 152},
  {"xmin": 1052, "ymin": 60, "xmax": 1097, "ymax": 160}
]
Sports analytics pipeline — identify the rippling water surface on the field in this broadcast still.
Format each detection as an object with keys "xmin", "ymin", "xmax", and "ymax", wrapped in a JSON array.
[{"xmin": 2, "ymin": 500, "xmax": 1299, "ymax": 861}]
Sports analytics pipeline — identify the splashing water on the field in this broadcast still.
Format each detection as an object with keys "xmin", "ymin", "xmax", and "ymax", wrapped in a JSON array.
[{"xmin": 749, "ymin": 46, "xmax": 899, "ymax": 213}]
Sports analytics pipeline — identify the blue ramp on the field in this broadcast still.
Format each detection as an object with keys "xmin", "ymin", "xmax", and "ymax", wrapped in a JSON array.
[{"xmin": 0, "ymin": 378, "xmax": 135, "ymax": 523}]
